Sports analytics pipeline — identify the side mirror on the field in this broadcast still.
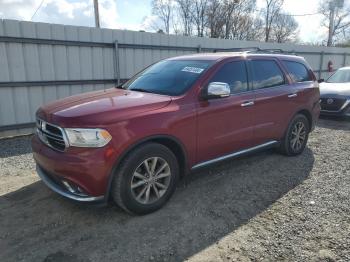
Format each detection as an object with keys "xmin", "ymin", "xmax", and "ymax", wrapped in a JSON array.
[
  {"xmin": 203, "ymin": 82, "xmax": 230, "ymax": 99},
  {"xmin": 318, "ymin": 79, "xmax": 325, "ymax": 83}
]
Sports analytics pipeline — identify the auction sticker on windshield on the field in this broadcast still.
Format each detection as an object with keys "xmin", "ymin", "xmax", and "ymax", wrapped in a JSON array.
[{"xmin": 181, "ymin": 66, "xmax": 205, "ymax": 74}]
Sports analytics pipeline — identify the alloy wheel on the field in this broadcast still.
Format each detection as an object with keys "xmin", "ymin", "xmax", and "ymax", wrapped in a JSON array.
[
  {"xmin": 131, "ymin": 157, "xmax": 171, "ymax": 204},
  {"xmin": 290, "ymin": 121, "xmax": 306, "ymax": 152}
]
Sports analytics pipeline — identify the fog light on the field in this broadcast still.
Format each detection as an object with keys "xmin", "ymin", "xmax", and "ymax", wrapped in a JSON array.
[
  {"xmin": 61, "ymin": 180, "xmax": 87, "ymax": 195},
  {"xmin": 77, "ymin": 186, "xmax": 84, "ymax": 193},
  {"xmin": 62, "ymin": 180, "xmax": 75, "ymax": 193}
]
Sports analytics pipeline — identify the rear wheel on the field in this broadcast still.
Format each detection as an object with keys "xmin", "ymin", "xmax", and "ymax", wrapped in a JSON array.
[
  {"xmin": 279, "ymin": 114, "xmax": 310, "ymax": 156},
  {"xmin": 111, "ymin": 143, "xmax": 179, "ymax": 215}
]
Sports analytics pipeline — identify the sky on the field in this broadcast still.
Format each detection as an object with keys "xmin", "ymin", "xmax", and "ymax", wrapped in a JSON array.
[{"xmin": 0, "ymin": 0, "xmax": 333, "ymax": 43}]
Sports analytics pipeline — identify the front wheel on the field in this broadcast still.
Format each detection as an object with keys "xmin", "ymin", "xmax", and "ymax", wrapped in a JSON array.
[
  {"xmin": 279, "ymin": 114, "xmax": 310, "ymax": 156},
  {"xmin": 111, "ymin": 143, "xmax": 179, "ymax": 215}
]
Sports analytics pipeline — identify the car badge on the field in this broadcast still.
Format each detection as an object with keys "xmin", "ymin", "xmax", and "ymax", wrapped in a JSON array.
[{"xmin": 327, "ymin": 98, "xmax": 334, "ymax": 104}]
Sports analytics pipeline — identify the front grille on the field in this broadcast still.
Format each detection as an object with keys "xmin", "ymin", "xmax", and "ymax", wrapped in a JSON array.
[
  {"xmin": 36, "ymin": 119, "xmax": 67, "ymax": 151},
  {"xmin": 320, "ymin": 98, "xmax": 347, "ymax": 111}
]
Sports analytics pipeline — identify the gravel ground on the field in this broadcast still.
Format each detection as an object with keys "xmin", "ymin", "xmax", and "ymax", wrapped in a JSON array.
[{"xmin": 0, "ymin": 118, "xmax": 349, "ymax": 262}]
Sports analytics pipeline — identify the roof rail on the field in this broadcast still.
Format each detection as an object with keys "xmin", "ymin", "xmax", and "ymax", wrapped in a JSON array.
[
  {"xmin": 259, "ymin": 48, "xmax": 285, "ymax": 53},
  {"xmin": 213, "ymin": 47, "xmax": 260, "ymax": 53},
  {"xmin": 213, "ymin": 47, "xmax": 297, "ymax": 55}
]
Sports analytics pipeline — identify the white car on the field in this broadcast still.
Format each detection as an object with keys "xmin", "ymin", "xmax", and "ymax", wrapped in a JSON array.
[{"xmin": 319, "ymin": 67, "xmax": 350, "ymax": 116}]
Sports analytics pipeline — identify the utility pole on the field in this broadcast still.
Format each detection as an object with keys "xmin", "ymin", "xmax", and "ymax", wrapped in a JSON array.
[
  {"xmin": 327, "ymin": 0, "xmax": 344, "ymax": 46},
  {"xmin": 94, "ymin": 0, "xmax": 100, "ymax": 28},
  {"xmin": 327, "ymin": 1, "xmax": 335, "ymax": 46}
]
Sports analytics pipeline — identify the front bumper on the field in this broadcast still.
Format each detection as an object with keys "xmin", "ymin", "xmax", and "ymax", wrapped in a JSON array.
[
  {"xmin": 36, "ymin": 165, "xmax": 104, "ymax": 202},
  {"xmin": 32, "ymin": 134, "xmax": 118, "ymax": 202}
]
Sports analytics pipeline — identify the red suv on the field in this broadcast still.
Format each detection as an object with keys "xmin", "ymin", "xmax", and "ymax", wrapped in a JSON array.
[{"xmin": 32, "ymin": 52, "xmax": 320, "ymax": 214}]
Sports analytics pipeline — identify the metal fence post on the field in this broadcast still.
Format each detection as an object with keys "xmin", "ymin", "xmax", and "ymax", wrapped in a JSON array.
[
  {"xmin": 319, "ymin": 51, "xmax": 324, "ymax": 80},
  {"xmin": 197, "ymin": 44, "xmax": 202, "ymax": 53},
  {"xmin": 114, "ymin": 40, "xmax": 121, "ymax": 85}
]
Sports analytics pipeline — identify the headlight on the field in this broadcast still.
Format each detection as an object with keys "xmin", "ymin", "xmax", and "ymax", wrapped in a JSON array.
[{"xmin": 64, "ymin": 128, "xmax": 112, "ymax": 148}]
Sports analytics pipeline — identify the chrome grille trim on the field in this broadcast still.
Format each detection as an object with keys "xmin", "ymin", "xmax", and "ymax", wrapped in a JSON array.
[
  {"xmin": 36, "ymin": 118, "xmax": 69, "ymax": 152},
  {"xmin": 41, "ymin": 128, "xmax": 63, "ymax": 139}
]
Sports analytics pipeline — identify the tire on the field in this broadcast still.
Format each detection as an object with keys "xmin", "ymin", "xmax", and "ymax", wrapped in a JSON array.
[
  {"xmin": 279, "ymin": 114, "xmax": 310, "ymax": 156},
  {"xmin": 111, "ymin": 143, "xmax": 179, "ymax": 215}
]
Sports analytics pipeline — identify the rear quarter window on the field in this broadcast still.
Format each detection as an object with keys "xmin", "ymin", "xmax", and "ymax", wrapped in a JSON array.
[{"xmin": 283, "ymin": 60, "xmax": 312, "ymax": 82}]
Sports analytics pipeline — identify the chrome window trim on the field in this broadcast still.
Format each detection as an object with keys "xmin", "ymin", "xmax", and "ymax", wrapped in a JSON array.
[
  {"xmin": 224, "ymin": 83, "xmax": 290, "ymax": 98},
  {"xmin": 251, "ymin": 83, "xmax": 290, "ymax": 92}
]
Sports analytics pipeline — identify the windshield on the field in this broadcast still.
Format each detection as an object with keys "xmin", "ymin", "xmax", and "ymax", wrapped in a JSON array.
[
  {"xmin": 123, "ymin": 60, "xmax": 213, "ymax": 96},
  {"xmin": 326, "ymin": 69, "xmax": 350, "ymax": 83}
]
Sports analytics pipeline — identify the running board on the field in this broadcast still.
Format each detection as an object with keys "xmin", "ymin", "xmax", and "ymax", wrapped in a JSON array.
[{"xmin": 191, "ymin": 140, "xmax": 279, "ymax": 170}]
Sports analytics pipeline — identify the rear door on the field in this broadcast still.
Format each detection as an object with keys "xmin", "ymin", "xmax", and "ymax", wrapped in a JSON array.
[{"xmin": 248, "ymin": 58, "xmax": 298, "ymax": 145}]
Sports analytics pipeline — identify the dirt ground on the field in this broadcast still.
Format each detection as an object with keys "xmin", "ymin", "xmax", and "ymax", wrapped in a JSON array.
[{"xmin": 0, "ymin": 117, "xmax": 349, "ymax": 262}]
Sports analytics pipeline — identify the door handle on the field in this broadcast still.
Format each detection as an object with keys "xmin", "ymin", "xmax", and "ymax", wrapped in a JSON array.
[
  {"xmin": 288, "ymin": 93, "xmax": 298, "ymax": 98},
  {"xmin": 241, "ymin": 101, "xmax": 255, "ymax": 107}
]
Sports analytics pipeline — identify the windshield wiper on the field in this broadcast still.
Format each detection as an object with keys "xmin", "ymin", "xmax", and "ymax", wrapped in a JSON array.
[
  {"xmin": 115, "ymin": 83, "xmax": 124, "ymax": 89},
  {"xmin": 129, "ymin": 88, "xmax": 153, "ymax": 93}
]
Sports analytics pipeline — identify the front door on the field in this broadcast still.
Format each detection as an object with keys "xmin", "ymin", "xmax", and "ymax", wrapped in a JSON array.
[{"xmin": 196, "ymin": 60, "xmax": 255, "ymax": 164}]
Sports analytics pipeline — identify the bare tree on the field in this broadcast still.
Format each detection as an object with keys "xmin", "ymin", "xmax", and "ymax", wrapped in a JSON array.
[
  {"xmin": 206, "ymin": 0, "xmax": 225, "ymax": 38},
  {"xmin": 191, "ymin": 0, "xmax": 209, "ymax": 37},
  {"xmin": 319, "ymin": 0, "xmax": 350, "ymax": 46},
  {"xmin": 246, "ymin": 17, "xmax": 265, "ymax": 41},
  {"xmin": 336, "ymin": 40, "xmax": 350, "ymax": 47},
  {"xmin": 229, "ymin": 0, "xmax": 256, "ymax": 40},
  {"xmin": 271, "ymin": 13, "xmax": 298, "ymax": 43},
  {"xmin": 205, "ymin": 0, "xmax": 262, "ymax": 40},
  {"xmin": 176, "ymin": 0, "xmax": 194, "ymax": 36},
  {"xmin": 150, "ymin": 0, "xmax": 298, "ymax": 43},
  {"xmin": 230, "ymin": 15, "xmax": 263, "ymax": 41},
  {"xmin": 141, "ymin": 15, "xmax": 164, "ymax": 32},
  {"xmin": 172, "ymin": 10, "xmax": 183, "ymax": 34},
  {"xmin": 262, "ymin": 0, "xmax": 284, "ymax": 42},
  {"xmin": 222, "ymin": 0, "xmax": 239, "ymax": 39},
  {"xmin": 151, "ymin": 0, "xmax": 172, "ymax": 34}
]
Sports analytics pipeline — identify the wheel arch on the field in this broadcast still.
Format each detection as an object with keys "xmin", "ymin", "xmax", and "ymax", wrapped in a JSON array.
[
  {"xmin": 281, "ymin": 108, "xmax": 313, "ymax": 141},
  {"xmin": 104, "ymin": 134, "xmax": 189, "ymax": 201},
  {"xmin": 295, "ymin": 109, "xmax": 313, "ymax": 129}
]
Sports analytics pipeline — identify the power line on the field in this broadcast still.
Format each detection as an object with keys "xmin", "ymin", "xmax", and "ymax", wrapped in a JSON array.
[
  {"xmin": 31, "ymin": 0, "xmax": 45, "ymax": 21},
  {"xmin": 253, "ymin": 8, "xmax": 321, "ymax": 17},
  {"xmin": 281, "ymin": 12, "xmax": 321, "ymax": 17}
]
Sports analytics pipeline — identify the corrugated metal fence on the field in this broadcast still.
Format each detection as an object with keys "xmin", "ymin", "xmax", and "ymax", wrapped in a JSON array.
[{"xmin": 1, "ymin": 19, "xmax": 350, "ymax": 138}]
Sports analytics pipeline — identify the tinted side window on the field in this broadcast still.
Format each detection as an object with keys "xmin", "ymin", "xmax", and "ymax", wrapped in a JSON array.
[
  {"xmin": 210, "ymin": 61, "xmax": 248, "ymax": 94},
  {"xmin": 250, "ymin": 60, "xmax": 285, "ymax": 89},
  {"xmin": 283, "ymin": 61, "xmax": 311, "ymax": 82}
]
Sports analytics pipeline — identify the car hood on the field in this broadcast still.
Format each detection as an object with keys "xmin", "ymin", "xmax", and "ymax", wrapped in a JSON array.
[
  {"xmin": 37, "ymin": 88, "xmax": 172, "ymax": 127},
  {"xmin": 319, "ymin": 82, "xmax": 350, "ymax": 97}
]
